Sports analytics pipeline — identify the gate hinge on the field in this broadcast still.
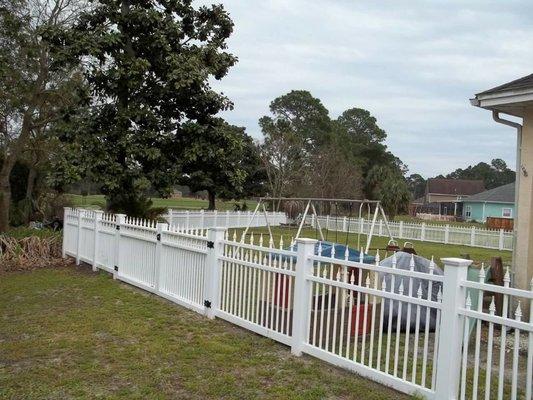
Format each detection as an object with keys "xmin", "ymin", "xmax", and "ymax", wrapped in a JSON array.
[
  {"xmin": 116, "ymin": 225, "xmax": 120, "ymax": 231},
  {"xmin": 204, "ymin": 300, "xmax": 211, "ymax": 308},
  {"xmin": 207, "ymin": 241, "xmax": 214, "ymax": 249},
  {"xmin": 114, "ymin": 265, "xmax": 118, "ymax": 272},
  {"xmin": 156, "ymin": 233, "xmax": 161, "ymax": 241}
]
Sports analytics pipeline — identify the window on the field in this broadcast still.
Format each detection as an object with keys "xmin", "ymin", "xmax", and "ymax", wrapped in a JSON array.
[
  {"xmin": 502, "ymin": 208, "xmax": 513, "ymax": 218},
  {"xmin": 465, "ymin": 205, "xmax": 472, "ymax": 218}
]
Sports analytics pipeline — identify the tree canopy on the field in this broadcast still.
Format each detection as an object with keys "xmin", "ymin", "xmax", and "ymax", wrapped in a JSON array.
[
  {"xmin": 259, "ymin": 90, "xmax": 409, "ymax": 215},
  {"xmin": 48, "ymin": 0, "xmax": 239, "ymax": 216}
]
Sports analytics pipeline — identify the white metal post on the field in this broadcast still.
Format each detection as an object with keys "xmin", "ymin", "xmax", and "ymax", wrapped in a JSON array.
[
  {"xmin": 92, "ymin": 210, "xmax": 103, "ymax": 271},
  {"xmin": 61, "ymin": 207, "xmax": 69, "ymax": 258},
  {"xmin": 114, "ymin": 214, "xmax": 126, "ymax": 280},
  {"xmin": 291, "ymin": 237, "xmax": 317, "ymax": 356},
  {"xmin": 154, "ymin": 222, "xmax": 167, "ymax": 293},
  {"xmin": 167, "ymin": 209, "xmax": 173, "ymax": 226},
  {"xmin": 205, "ymin": 227, "xmax": 225, "ymax": 319},
  {"xmin": 434, "ymin": 257, "xmax": 472, "ymax": 399},
  {"xmin": 76, "ymin": 210, "xmax": 84, "ymax": 265}
]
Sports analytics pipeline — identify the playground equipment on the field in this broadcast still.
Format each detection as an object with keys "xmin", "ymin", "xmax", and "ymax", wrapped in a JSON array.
[{"xmin": 241, "ymin": 197, "xmax": 395, "ymax": 255}]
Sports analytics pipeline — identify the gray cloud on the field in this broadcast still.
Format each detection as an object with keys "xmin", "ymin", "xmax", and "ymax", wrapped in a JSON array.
[{"xmin": 200, "ymin": 0, "xmax": 533, "ymax": 177}]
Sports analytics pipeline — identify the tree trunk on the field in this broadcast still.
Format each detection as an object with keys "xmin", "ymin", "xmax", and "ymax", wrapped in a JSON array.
[
  {"xmin": 26, "ymin": 166, "xmax": 36, "ymax": 200},
  {"xmin": 207, "ymin": 190, "xmax": 216, "ymax": 210},
  {"xmin": 0, "ymin": 161, "xmax": 14, "ymax": 232}
]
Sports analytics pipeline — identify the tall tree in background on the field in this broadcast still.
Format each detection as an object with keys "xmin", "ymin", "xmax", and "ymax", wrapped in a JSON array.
[
  {"xmin": 179, "ymin": 121, "xmax": 263, "ymax": 210},
  {"xmin": 442, "ymin": 158, "xmax": 515, "ymax": 189},
  {"xmin": 0, "ymin": 0, "xmax": 84, "ymax": 232},
  {"xmin": 335, "ymin": 107, "xmax": 401, "ymax": 197},
  {"xmin": 49, "ymin": 0, "xmax": 237, "ymax": 216},
  {"xmin": 366, "ymin": 165, "xmax": 411, "ymax": 219},
  {"xmin": 406, "ymin": 173, "xmax": 426, "ymax": 199}
]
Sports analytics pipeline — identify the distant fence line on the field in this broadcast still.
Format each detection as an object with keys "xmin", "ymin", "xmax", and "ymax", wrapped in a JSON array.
[
  {"xmin": 161, "ymin": 210, "xmax": 513, "ymax": 251},
  {"xmin": 163, "ymin": 209, "xmax": 287, "ymax": 229},
  {"xmin": 306, "ymin": 215, "xmax": 514, "ymax": 251}
]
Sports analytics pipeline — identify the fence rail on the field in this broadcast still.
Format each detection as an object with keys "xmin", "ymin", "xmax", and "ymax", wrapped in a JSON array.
[
  {"xmin": 63, "ymin": 208, "xmax": 532, "ymax": 400},
  {"xmin": 307, "ymin": 216, "xmax": 514, "ymax": 251}
]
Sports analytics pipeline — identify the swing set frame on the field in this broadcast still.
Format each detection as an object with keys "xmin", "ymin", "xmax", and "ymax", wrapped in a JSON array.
[{"xmin": 242, "ymin": 197, "xmax": 395, "ymax": 254}]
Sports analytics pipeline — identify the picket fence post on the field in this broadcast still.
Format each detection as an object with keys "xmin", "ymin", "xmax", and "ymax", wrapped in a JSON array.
[
  {"xmin": 62, "ymin": 207, "xmax": 69, "ymax": 258},
  {"xmin": 470, "ymin": 227, "xmax": 476, "ymax": 246},
  {"xmin": 92, "ymin": 210, "xmax": 103, "ymax": 271},
  {"xmin": 185, "ymin": 210, "xmax": 190, "ymax": 230},
  {"xmin": 291, "ymin": 237, "xmax": 317, "ymax": 356},
  {"xmin": 498, "ymin": 229, "xmax": 504, "ymax": 250},
  {"xmin": 342, "ymin": 216, "xmax": 347, "ymax": 232},
  {"xmin": 114, "ymin": 214, "xmax": 126, "ymax": 280},
  {"xmin": 444, "ymin": 224, "xmax": 450, "ymax": 244},
  {"xmin": 421, "ymin": 222, "xmax": 426, "ymax": 241},
  {"xmin": 76, "ymin": 210, "xmax": 84, "ymax": 265},
  {"xmin": 200, "ymin": 209, "xmax": 205, "ymax": 229},
  {"xmin": 434, "ymin": 257, "xmax": 472, "ymax": 399},
  {"xmin": 154, "ymin": 222, "xmax": 167, "ymax": 293},
  {"xmin": 399, "ymin": 221, "xmax": 404, "ymax": 239},
  {"xmin": 205, "ymin": 227, "xmax": 225, "ymax": 319}
]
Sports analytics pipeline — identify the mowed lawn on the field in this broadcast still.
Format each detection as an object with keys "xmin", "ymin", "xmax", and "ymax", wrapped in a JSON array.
[
  {"xmin": 68, "ymin": 194, "xmax": 258, "ymax": 211},
  {"xmin": 0, "ymin": 266, "xmax": 412, "ymax": 400}
]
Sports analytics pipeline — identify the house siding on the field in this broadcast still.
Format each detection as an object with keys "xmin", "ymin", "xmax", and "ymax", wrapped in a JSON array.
[{"xmin": 463, "ymin": 201, "xmax": 515, "ymax": 222}]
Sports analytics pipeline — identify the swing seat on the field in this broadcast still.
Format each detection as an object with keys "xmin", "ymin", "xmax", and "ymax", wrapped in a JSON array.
[{"xmin": 287, "ymin": 241, "xmax": 375, "ymax": 264}]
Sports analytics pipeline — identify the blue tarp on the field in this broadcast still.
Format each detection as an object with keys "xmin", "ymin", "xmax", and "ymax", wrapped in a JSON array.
[{"xmin": 286, "ymin": 241, "xmax": 375, "ymax": 264}]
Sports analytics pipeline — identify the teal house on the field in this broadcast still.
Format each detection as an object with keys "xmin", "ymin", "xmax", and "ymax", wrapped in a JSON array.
[{"xmin": 462, "ymin": 183, "xmax": 515, "ymax": 222}]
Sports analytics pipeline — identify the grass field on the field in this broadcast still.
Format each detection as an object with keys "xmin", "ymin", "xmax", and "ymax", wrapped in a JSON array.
[
  {"xmin": 68, "ymin": 194, "xmax": 258, "ymax": 211},
  {"xmin": 234, "ymin": 227, "xmax": 512, "ymax": 268},
  {"xmin": 0, "ymin": 266, "xmax": 412, "ymax": 400}
]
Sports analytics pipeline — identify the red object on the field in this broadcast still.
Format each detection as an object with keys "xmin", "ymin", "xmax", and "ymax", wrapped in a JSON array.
[
  {"xmin": 350, "ymin": 303, "xmax": 373, "ymax": 336},
  {"xmin": 273, "ymin": 273, "xmax": 291, "ymax": 307}
]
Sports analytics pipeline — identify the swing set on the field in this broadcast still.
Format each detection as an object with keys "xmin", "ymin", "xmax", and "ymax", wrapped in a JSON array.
[{"xmin": 242, "ymin": 197, "xmax": 395, "ymax": 259}]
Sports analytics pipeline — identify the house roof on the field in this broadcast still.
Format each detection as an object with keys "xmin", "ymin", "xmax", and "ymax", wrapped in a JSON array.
[
  {"xmin": 462, "ymin": 182, "xmax": 515, "ymax": 204},
  {"xmin": 427, "ymin": 179, "xmax": 485, "ymax": 196},
  {"xmin": 476, "ymin": 73, "xmax": 533, "ymax": 96},
  {"xmin": 471, "ymin": 73, "xmax": 533, "ymax": 117}
]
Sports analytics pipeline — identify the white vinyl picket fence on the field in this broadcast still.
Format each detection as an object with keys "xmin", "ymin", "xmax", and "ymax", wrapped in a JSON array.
[
  {"xmin": 63, "ymin": 208, "xmax": 532, "ymax": 400},
  {"xmin": 307, "ymin": 215, "xmax": 514, "ymax": 251},
  {"xmin": 163, "ymin": 209, "xmax": 287, "ymax": 229}
]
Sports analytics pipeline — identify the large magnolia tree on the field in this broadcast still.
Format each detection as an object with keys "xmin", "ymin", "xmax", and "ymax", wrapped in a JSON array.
[{"xmin": 49, "ymin": 0, "xmax": 238, "ymax": 216}]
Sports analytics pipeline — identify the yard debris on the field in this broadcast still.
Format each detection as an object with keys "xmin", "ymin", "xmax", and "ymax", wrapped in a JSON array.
[{"xmin": 0, "ymin": 235, "xmax": 67, "ymax": 272}]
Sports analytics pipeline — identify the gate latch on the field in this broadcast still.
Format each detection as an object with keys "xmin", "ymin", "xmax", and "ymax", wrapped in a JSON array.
[
  {"xmin": 204, "ymin": 300, "xmax": 212, "ymax": 308},
  {"xmin": 207, "ymin": 241, "xmax": 214, "ymax": 249}
]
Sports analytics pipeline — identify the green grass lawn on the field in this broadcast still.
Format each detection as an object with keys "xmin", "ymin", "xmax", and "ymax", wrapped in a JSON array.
[
  {"xmin": 233, "ymin": 227, "xmax": 512, "ymax": 268},
  {"xmin": 0, "ymin": 266, "xmax": 411, "ymax": 400},
  {"xmin": 68, "ymin": 194, "xmax": 258, "ymax": 211}
]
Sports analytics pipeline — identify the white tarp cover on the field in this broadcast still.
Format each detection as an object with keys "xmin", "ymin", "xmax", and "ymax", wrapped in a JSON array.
[{"xmin": 379, "ymin": 251, "xmax": 443, "ymax": 331}]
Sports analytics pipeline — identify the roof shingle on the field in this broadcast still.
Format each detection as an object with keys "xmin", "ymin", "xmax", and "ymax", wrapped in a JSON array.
[
  {"xmin": 427, "ymin": 179, "xmax": 485, "ymax": 196},
  {"xmin": 477, "ymin": 73, "xmax": 533, "ymax": 96},
  {"xmin": 462, "ymin": 182, "xmax": 515, "ymax": 204}
]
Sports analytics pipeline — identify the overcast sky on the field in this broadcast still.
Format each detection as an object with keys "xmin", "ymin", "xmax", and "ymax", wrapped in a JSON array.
[{"xmin": 202, "ymin": 0, "xmax": 533, "ymax": 177}]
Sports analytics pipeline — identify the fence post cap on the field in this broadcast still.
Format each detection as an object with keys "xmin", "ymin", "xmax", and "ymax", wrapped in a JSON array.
[{"xmin": 440, "ymin": 257, "xmax": 473, "ymax": 267}]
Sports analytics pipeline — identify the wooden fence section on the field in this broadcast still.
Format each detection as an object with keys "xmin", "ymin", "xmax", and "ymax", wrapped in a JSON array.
[{"xmin": 63, "ymin": 208, "xmax": 532, "ymax": 400}]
